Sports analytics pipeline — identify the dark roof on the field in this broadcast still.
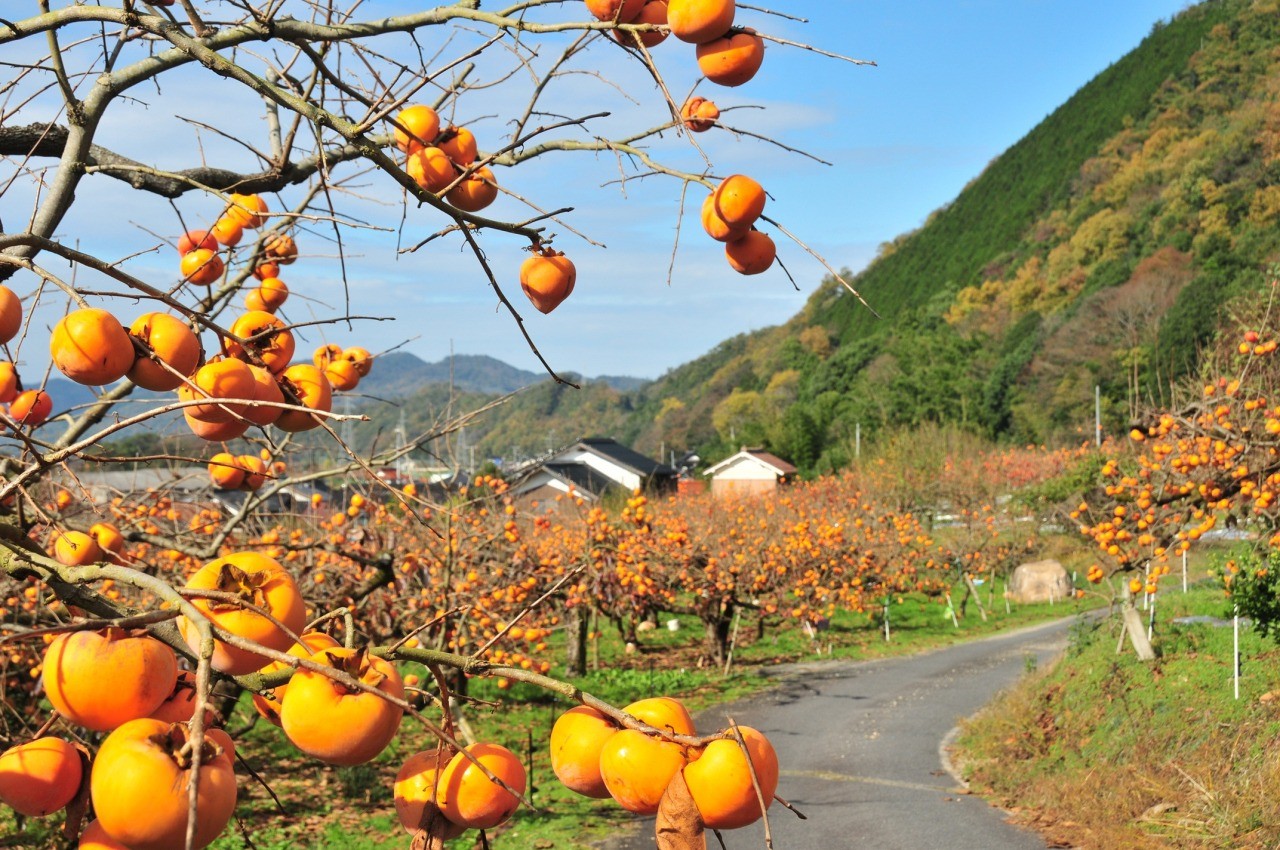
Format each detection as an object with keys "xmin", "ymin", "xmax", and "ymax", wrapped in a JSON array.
[
  {"xmin": 574, "ymin": 437, "xmax": 676, "ymax": 477},
  {"xmin": 542, "ymin": 462, "xmax": 617, "ymax": 498}
]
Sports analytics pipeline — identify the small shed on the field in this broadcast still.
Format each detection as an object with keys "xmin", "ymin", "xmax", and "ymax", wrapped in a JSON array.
[{"xmin": 703, "ymin": 449, "xmax": 797, "ymax": 499}]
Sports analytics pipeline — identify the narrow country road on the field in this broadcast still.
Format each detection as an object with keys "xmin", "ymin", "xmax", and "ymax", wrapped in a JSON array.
[{"xmin": 601, "ymin": 615, "xmax": 1082, "ymax": 850}]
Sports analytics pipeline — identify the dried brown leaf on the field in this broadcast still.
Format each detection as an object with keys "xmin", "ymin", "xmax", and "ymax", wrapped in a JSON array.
[
  {"xmin": 408, "ymin": 800, "xmax": 456, "ymax": 850},
  {"xmin": 656, "ymin": 770, "xmax": 706, "ymax": 850},
  {"xmin": 409, "ymin": 825, "xmax": 448, "ymax": 850},
  {"xmin": 60, "ymin": 742, "xmax": 93, "ymax": 842}
]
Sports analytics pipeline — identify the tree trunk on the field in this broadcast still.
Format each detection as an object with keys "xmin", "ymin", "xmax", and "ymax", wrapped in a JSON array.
[
  {"xmin": 703, "ymin": 600, "xmax": 733, "ymax": 666},
  {"xmin": 564, "ymin": 605, "xmax": 590, "ymax": 677}
]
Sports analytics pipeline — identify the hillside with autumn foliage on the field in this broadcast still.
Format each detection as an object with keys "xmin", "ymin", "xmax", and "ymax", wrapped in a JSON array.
[{"xmin": 431, "ymin": 0, "xmax": 1280, "ymax": 471}]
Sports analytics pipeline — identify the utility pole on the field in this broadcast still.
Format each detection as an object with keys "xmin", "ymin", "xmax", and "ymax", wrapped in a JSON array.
[
  {"xmin": 1095, "ymin": 385, "xmax": 1102, "ymax": 447},
  {"xmin": 394, "ymin": 410, "xmax": 408, "ymax": 480}
]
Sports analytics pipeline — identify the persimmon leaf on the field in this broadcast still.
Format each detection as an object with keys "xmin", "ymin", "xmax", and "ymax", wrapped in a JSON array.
[
  {"xmin": 655, "ymin": 770, "xmax": 706, "ymax": 850},
  {"xmin": 409, "ymin": 795, "xmax": 457, "ymax": 850}
]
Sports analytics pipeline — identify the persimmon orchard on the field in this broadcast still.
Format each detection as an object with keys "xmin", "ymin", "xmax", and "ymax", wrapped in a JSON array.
[{"xmin": 0, "ymin": 1, "xmax": 890, "ymax": 847}]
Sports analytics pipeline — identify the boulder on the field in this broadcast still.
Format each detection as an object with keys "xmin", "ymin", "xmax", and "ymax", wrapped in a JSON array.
[{"xmin": 1007, "ymin": 559, "xmax": 1073, "ymax": 604}]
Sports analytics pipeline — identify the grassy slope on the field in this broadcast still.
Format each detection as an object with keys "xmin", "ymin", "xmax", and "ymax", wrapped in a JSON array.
[
  {"xmin": 957, "ymin": 573, "xmax": 1280, "ymax": 849},
  {"xmin": 824, "ymin": 1, "xmax": 1230, "ymax": 344}
]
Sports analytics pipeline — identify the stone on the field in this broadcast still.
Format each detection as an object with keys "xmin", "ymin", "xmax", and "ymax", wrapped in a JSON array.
[{"xmin": 1007, "ymin": 559, "xmax": 1073, "ymax": 604}]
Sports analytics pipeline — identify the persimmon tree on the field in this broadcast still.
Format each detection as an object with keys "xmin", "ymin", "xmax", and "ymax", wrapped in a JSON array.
[
  {"xmin": 1069, "ymin": 280, "xmax": 1280, "ymax": 658},
  {"xmin": 0, "ymin": 1, "xmax": 880, "ymax": 848}
]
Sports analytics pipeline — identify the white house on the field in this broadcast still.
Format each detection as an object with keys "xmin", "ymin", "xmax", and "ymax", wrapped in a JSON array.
[
  {"xmin": 703, "ymin": 449, "xmax": 797, "ymax": 499},
  {"xmin": 511, "ymin": 437, "xmax": 676, "ymax": 504}
]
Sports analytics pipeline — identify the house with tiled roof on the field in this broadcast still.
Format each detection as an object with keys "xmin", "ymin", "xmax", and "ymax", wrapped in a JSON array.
[
  {"xmin": 511, "ymin": 437, "xmax": 676, "ymax": 504},
  {"xmin": 702, "ymin": 449, "xmax": 798, "ymax": 499}
]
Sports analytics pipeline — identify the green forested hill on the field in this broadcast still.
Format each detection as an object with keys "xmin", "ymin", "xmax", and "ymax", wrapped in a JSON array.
[{"xmin": 403, "ymin": 0, "xmax": 1280, "ymax": 471}]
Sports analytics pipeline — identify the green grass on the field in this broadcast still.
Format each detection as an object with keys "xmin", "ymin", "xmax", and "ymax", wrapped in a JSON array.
[{"xmin": 956, "ymin": 576, "xmax": 1280, "ymax": 849}]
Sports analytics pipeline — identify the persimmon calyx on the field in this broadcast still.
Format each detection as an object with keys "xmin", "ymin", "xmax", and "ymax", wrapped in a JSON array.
[
  {"xmin": 155, "ymin": 724, "xmax": 226, "ymax": 770},
  {"xmin": 328, "ymin": 648, "xmax": 389, "ymax": 693},
  {"xmin": 206, "ymin": 562, "xmax": 272, "ymax": 610}
]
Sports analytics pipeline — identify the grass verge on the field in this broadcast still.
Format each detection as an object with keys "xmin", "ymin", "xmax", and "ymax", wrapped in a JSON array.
[{"xmin": 955, "ymin": 580, "xmax": 1280, "ymax": 849}]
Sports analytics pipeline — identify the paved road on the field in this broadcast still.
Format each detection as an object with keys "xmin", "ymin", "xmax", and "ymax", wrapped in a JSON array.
[{"xmin": 601, "ymin": 616, "xmax": 1082, "ymax": 850}]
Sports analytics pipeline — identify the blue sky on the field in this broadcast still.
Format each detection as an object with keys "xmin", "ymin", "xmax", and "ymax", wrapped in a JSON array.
[{"xmin": 8, "ymin": 0, "xmax": 1193, "ymax": 384}]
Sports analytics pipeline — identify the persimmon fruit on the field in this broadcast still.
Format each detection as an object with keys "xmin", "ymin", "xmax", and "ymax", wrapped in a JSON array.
[
  {"xmin": 275, "ymin": 363, "xmax": 333, "ymax": 432},
  {"xmin": 624, "ymin": 695, "xmax": 696, "ymax": 734},
  {"xmin": 683, "ymin": 726, "xmax": 778, "ymax": 829},
  {"xmin": 438, "ymin": 126, "xmax": 478, "ymax": 166},
  {"xmin": 53, "ymin": 530, "xmax": 102, "ymax": 567},
  {"xmin": 42, "ymin": 628, "xmax": 178, "ymax": 731},
  {"xmin": 10, "ymin": 389, "xmax": 52, "ymax": 426},
  {"xmin": 701, "ymin": 192, "xmax": 749, "ymax": 242},
  {"xmin": 613, "ymin": 0, "xmax": 668, "ymax": 47},
  {"xmin": 549, "ymin": 706, "xmax": 618, "ymax": 798},
  {"xmin": 713, "ymin": 174, "xmax": 766, "ymax": 227},
  {"xmin": 180, "ymin": 248, "xmax": 225, "ymax": 286},
  {"xmin": 90, "ymin": 718, "xmax": 237, "ymax": 850},
  {"xmin": 446, "ymin": 167, "xmax": 499, "ymax": 212},
  {"xmin": 324, "ymin": 358, "xmax": 361, "ymax": 392},
  {"xmin": 696, "ymin": 28, "xmax": 765, "ymax": 87},
  {"xmin": 666, "ymin": 0, "xmax": 733, "ymax": 43},
  {"xmin": 88, "ymin": 522, "xmax": 125, "ymax": 557},
  {"xmin": 437, "ymin": 742, "xmax": 527, "ymax": 830},
  {"xmin": 226, "ymin": 193, "xmax": 269, "ymax": 229},
  {"xmin": 0, "ymin": 362, "xmax": 16, "ymax": 403},
  {"xmin": 78, "ymin": 819, "xmax": 131, "ymax": 850},
  {"xmin": 681, "ymin": 96, "xmax": 719, "ymax": 132},
  {"xmin": 179, "ymin": 357, "xmax": 256, "ymax": 423},
  {"xmin": 244, "ymin": 289, "xmax": 270, "ymax": 313},
  {"xmin": 394, "ymin": 105, "xmax": 441, "ymax": 153},
  {"xmin": 147, "ymin": 670, "xmax": 204, "ymax": 724},
  {"xmin": 0, "ymin": 284, "xmax": 24, "ymax": 344},
  {"xmin": 209, "ymin": 216, "xmax": 243, "ymax": 247},
  {"xmin": 238, "ymin": 454, "xmax": 268, "ymax": 490},
  {"xmin": 725, "ymin": 230, "xmax": 776, "ymax": 275},
  {"xmin": 520, "ymin": 248, "xmax": 577, "ymax": 314},
  {"xmin": 257, "ymin": 277, "xmax": 290, "ymax": 311},
  {"xmin": 342, "ymin": 346, "xmax": 373, "ymax": 377},
  {"xmin": 279, "ymin": 647, "xmax": 404, "ymax": 765},
  {"xmin": 394, "ymin": 748, "xmax": 468, "ymax": 837},
  {"xmin": 185, "ymin": 410, "xmax": 250, "ymax": 441},
  {"xmin": 313, "ymin": 343, "xmax": 343, "ymax": 369},
  {"xmin": 225, "ymin": 310, "xmax": 295, "ymax": 374},
  {"xmin": 178, "ymin": 551, "xmax": 307, "ymax": 675},
  {"xmin": 598, "ymin": 728, "xmax": 690, "ymax": 814},
  {"xmin": 250, "ymin": 631, "xmax": 341, "ymax": 726},
  {"xmin": 0, "ymin": 736, "xmax": 83, "ymax": 817},
  {"xmin": 50, "ymin": 308, "xmax": 136, "ymax": 386},
  {"xmin": 177, "ymin": 230, "xmax": 217, "ymax": 255},
  {"xmin": 585, "ymin": 0, "xmax": 645, "ymax": 23},
  {"xmin": 264, "ymin": 232, "xmax": 298, "ymax": 265},
  {"xmin": 127, "ymin": 313, "xmax": 201, "ymax": 392},
  {"xmin": 407, "ymin": 146, "xmax": 456, "ymax": 194},
  {"xmin": 245, "ymin": 363, "xmax": 286, "ymax": 427}
]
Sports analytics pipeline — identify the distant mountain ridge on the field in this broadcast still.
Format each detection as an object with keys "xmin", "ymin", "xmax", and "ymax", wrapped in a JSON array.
[{"xmin": 356, "ymin": 352, "xmax": 648, "ymax": 398}]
